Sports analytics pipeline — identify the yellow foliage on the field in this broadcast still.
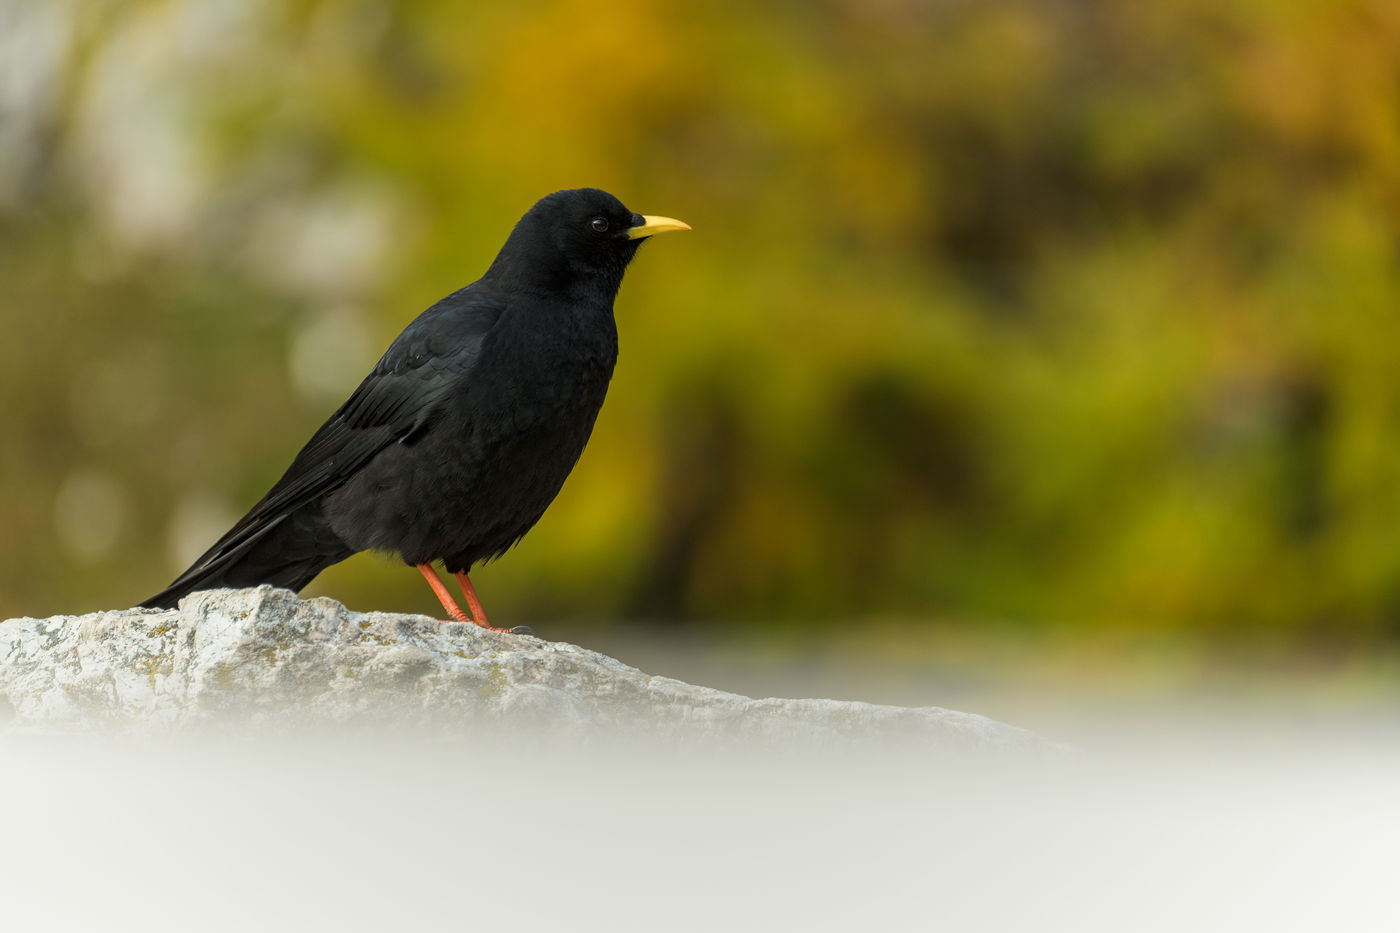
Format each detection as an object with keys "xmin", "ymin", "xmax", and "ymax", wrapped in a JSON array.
[{"xmin": 3, "ymin": 0, "xmax": 1400, "ymax": 650}]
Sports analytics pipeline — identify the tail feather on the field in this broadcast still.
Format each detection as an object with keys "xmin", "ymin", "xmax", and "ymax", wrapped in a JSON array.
[{"xmin": 142, "ymin": 503, "xmax": 354, "ymax": 609}]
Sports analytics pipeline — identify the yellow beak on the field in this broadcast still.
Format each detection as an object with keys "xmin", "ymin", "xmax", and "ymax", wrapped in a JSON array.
[{"xmin": 627, "ymin": 215, "xmax": 691, "ymax": 239}]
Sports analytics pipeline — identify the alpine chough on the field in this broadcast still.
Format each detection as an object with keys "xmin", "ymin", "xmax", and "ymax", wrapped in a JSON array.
[{"xmin": 142, "ymin": 188, "xmax": 689, "ymax": 631}]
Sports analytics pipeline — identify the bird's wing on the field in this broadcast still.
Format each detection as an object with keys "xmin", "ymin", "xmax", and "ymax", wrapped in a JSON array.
[{"xmin": 160, "ymin": 289, "xmax": 502, "ymax": 589}]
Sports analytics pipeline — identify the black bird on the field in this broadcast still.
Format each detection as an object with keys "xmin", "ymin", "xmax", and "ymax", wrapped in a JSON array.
[{"xmin": 143, "ymin": 188, "xmax": 689, "ymax": 630}]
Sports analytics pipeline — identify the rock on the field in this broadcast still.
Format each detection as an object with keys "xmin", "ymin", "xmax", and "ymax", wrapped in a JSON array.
[{"xmin": 0, "ymin": 585, "xmax": 1058, "ymax": 751}]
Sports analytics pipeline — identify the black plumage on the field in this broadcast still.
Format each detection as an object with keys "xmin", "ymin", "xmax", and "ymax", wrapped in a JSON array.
[{"xmin": 142, "ymin": 188, "xmax": 688, "ymax": 628}]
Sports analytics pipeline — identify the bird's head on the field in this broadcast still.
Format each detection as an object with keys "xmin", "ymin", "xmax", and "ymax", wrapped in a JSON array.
[{"xmin": 486, "ymin": 188, "xmax": 689, "ymax": 297}]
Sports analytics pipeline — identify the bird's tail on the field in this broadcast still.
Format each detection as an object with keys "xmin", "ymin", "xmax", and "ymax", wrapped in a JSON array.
[{"xmin": 141, "ymin": 502, "xmax": 354, "ymax": 609}]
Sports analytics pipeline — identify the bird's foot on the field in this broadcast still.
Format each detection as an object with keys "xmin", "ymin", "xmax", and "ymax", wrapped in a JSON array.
[
  {"xmin": 435, "ymin": 612, "xmax": 533, "ymax": 636},
  {"xmin": 463, "ymin": 619, "xmax": 515, "ymax": 635}
]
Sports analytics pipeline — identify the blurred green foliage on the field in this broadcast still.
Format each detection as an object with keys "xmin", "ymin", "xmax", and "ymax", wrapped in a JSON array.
[{"xmin": 3, "ymin": 0, "xmax": 1400, "ymax": 648}]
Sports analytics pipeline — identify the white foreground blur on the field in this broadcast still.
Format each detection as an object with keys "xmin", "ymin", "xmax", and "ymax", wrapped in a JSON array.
[{"xmin": 2, "ymin": 729, "xmax": 1397, "ymax": 932}]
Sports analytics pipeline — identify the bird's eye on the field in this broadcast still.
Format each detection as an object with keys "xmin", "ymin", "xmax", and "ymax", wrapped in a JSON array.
[{"xmin": 590, "ymin": 217, "xmax": 609, "ymax": 233}]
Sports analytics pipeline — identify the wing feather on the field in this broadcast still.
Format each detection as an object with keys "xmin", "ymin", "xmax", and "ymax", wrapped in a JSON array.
[{"xmin": 157, "ymin": 287, "xmax": 502, "ymax": 591}]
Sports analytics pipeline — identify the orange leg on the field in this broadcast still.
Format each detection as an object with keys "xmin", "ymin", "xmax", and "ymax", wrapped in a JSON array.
[
  {"xmin": 417, "ymin": 563, "xmax": 472, "ymax": 623},
  {"xmin": 453, "ymin": 571, "xmax": 491, "ymax": 627},
  {"xmin": 416, "ymin": 562, "xmax": 513, "ymax": 632}
]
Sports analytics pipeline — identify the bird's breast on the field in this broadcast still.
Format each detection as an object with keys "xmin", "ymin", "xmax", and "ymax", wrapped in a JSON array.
[{"xmin": 462, "ymin": 304, "xmax": 618, "ymax": 433}]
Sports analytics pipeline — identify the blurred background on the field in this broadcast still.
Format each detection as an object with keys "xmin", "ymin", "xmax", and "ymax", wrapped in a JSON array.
[{"xmin": 4, "ymin": 0, "xmax": 1400, "ymax": 730}]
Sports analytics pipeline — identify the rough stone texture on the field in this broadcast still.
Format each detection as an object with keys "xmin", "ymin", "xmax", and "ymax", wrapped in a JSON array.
[{"xmin": 0, "ymin": 586, "xmax": 1057, "ymax": 751}]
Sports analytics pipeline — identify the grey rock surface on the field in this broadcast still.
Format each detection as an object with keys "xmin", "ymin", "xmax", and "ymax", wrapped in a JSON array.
[{"xmin": 0, "ymin": 586, "xmax": 1057, "ymax": 751}]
